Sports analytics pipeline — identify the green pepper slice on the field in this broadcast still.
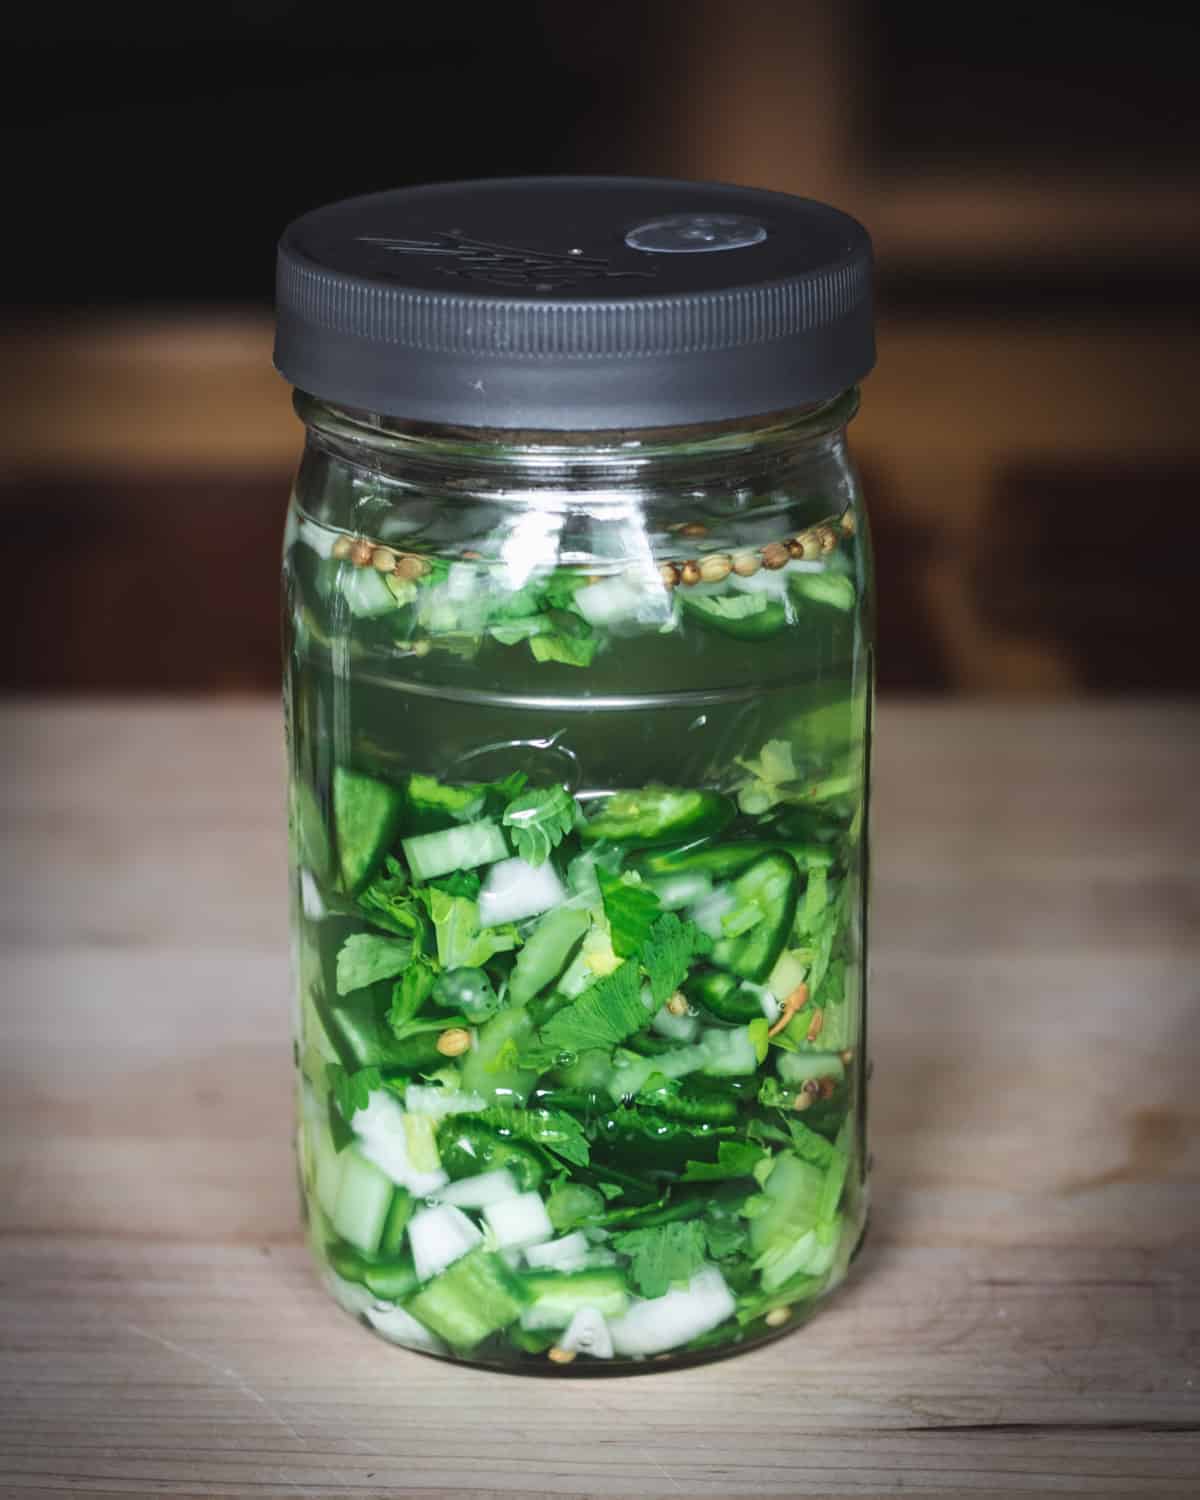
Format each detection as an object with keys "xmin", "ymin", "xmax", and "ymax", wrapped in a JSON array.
[
  {"xmin": 683, "ymin": 968, "xmax": 764, "ymax": 1024},
  {"xmin": 709, "ymin": 852, "xmax": 800, "ymax": 983},
  {"xmin": 580, "ymin": 786, "xmax": 735, "ymax": 850}
]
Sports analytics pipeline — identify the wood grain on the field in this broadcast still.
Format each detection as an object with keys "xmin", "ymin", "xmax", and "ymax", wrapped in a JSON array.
[{"xmin": 1, "ymin": 700, "xmax": 1197, "ymax": 1498}]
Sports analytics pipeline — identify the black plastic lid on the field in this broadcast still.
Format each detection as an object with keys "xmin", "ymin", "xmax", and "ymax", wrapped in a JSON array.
[{"xmin": 274, "ymin": 176, "xmax": 874, "ymax": 431}]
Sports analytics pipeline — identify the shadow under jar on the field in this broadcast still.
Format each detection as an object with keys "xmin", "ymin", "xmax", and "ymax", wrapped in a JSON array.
[{"xmin": 276, "ymin": 177, "xmax": 876, "ymax": 1373}]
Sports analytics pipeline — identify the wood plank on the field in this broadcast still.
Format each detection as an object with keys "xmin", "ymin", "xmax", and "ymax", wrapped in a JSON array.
[
  {"xmin": 0, "ymin": 1240, "xmax": 1196, "ymax": 1498},
  {"xmin": 1, "ymin": 701, "xmax": 1197, "ymax": 1495}
]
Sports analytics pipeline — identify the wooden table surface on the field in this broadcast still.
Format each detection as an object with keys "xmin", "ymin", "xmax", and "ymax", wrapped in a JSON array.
[{"xmin": 2, "ymin": 700, "xmax": 1197, "ymax": 1499}]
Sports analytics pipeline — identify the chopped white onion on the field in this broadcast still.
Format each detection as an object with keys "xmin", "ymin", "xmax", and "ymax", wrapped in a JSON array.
[
  {"xmin": 352, "ymin": 1090, "xmax": 447, "ymax": 1197},
  {"xmin": 523, "ymin": 1231, "xmax": 591, "ymax": 1272},
  {"xmin": 558, "ymin": 1306, "xmax": 614, "ymax": 1359},
  {"xmin": 651, "ymin": 1004, "xmax": 700, "ymax": 1044},
  {"xmin": 407, "ymin": 1203, "xmax": 483, "ymax": 1282},
  {"xmin": 478, "ymin": 857, "xmax": 565, "ymax": 927},
  {"xmin": 483, "ymin": 1191, "xmax": 555, "ymax": 1250},
  {"xmin": 690, "ymin": 886, "xmax": 736, "ymax": 940},
  {"xmin": 608, "ymin": 1267, "xmax": 735, "ymax": 1356},
  {"xmin": 435, "ymin": 1169, "xmax": 522, "ymax": 1209}
]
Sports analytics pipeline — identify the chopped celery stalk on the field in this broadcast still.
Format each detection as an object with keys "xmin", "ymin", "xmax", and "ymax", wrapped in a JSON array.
[
  {"xmin": 523, "ymin": 1231, "xmax": 591, "ymax": 1272},
  {"xmin": 407, "ymin": 1202, "xmax": 484, "ymax": 1282},
  {"xmin": 778, "ymin": 1052, "xmax": 846, "ymax": 1086},
  {"xmin": 436, "ymin": 1169, "xmax": 522, "ymax": 1209},
  {"xmin": 767, "ymin": 949, "xmax": 809, "ymax": 1002},
  {"xmin": 607, "ymin": 1267, "xmax": 735, "ymax": 1356},
  {"xmin": 352, "ymin": 1090, "xmax": 448, "ymax": 1197},
  {"xmin": 790, "ymin": 571, "xmax": 856, "ymax": 611},
  {"xmin": 508, "ymin": 905, "xmax": 590, "ymax": 1004},
  {"xmin": 331, "ymin": 1148, "xmax": 394, "ymax": 1255},
  {"xmin": 311, "ymin": 1118, "xmax": 343, "ymax": 1221},
  {"xmin": 478, "ymin": 856, "xmax": 566, "ymax": 927},
  {"xmin": 518, "ymin": 1268, "xmax": 631, "ymax": 1330},
  {"xmin": 404, "ymin": 1248, "xmax": 525, "ymax": 1351},
  {"xmin": 401, "ymin": 821, "xmax": 508, "ymax": 883},
  {"xmin": 365, "ymin": 1302, "xmax": 448, "ymax": 1354},
  {"xmin": 748, "ymin": 1153, "xmax": 827, "ymax": 1284},
  {"xmin": 483, "ymin": 1191, "xmax": 556, "ymax": 1251},
  {"xmin": 558, "ymin": 1305, "xmax": 614, "ymax": 1359},
  {"xmin": 801, "ymin": 866, "xmax": 829, "ymax": 934}
]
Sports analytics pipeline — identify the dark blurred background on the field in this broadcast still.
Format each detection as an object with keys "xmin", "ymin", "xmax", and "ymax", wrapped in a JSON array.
[{"xmin": 4, "ymin": 1, "xmax": 1198, "ymax": 694}]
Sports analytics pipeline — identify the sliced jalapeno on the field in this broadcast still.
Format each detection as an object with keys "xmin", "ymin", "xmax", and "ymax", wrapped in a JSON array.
[
  {"xmin": 709, "ymin": 852, "xmax": 800, "ymax": 983},
  {"xmin": 580, "ymin": 786, "xmax": 735, "ymax": 850}
]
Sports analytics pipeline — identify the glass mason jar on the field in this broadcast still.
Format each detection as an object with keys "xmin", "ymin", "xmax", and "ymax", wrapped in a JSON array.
[{"xmin": 276, "ymin": 178, "xmax": 875, "ymax": 1372}]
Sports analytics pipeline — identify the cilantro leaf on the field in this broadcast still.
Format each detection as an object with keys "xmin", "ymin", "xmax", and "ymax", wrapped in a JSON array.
[
  {"xmin": 539, "ymin": 961, "xmax": 649, "ymax": 1053},
  {"xmin": 599, "ymin": 870, "xmax": 662, "ymax": 958},
  {"xmin": 702, "ymin": 1206, "xmax": 750, "ymax": 1266},
  {"xmin": 540, "ymin": 572, "xmax": 590, "ymax": 611},
  {"xmin": 611, "ymin": 1220, "xmax": 708, "ymax": 1299},
  {"xmin": 427, "ymin": 891, "xmax": 519, "ymax": 970},
  {"xmin": 356, "ymin": 857, "xmax": 429, "ymax": 940},
  {"xmin": 642, "ymin": 912, "xmax": 713, "ymax": 1005},
  {"xmin": 335, "ymin": 932, "xmax": 415, "ymax": 995},
  {"xmin": 428, "ymin": 869, "xmax": 482, "ymax": 900},
  {"xmin": 386, "ymin": 960, "xmax": 436, "ymax": 1037},
  {"xmin": 327, "ymin": 1062, "xmax": 381, "ymax": 1123},
  {"xmin": 502, "ymin": 785, "xmax": 577, "ymax": 867},
  {"xmin": 476, "ymin": 1106, "xmax": 590, "ymax": 1167},
  {"xmin": 680, "ymin": 1141, "xmax": 769, "ymax": 1182},
  {"xmin": 529, "ymin": 609, "xmax": 598, "ymax": 669},
  {"xmin": 489, "ymin": 616, "xmax": 551, "ymax": 646}
]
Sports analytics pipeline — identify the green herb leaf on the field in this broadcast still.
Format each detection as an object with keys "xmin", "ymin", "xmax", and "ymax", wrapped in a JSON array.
[
  {"xmin": 386, "ymin": 960, "xmax": 437, "ymax": 1037},
  {"xmin": 335, "ymin": 932, "xmax": 415, "ymax": 995},
  {"xmin": 539, "ymin": 961, "xmax": 649, "ymax": 1054},
  {"xmin": 428, "ymin": 869, "xmax": 483, "ymax": 900},
  {"xmin": 502, "ymin": 785, "xmax": 577, "ymax": 867},
  {"xmin": 356, "ymin": 857, "xmax": 429, "ymax": 941},
  {"xmin": 611, "ymin": 1220, "xmax": 708, "ymax": 1299},
  {"xmin": 477, "ymin": 1107, "xmax": 591, "ymax": 1167},
  {"xmin": 703, "ymin": 1211, "xmax": 749, "ymax": 1261},
  {"xmin": 529, "ymin": 610, "xmax": 598, "ymax": 669},
  {"xmin": 540, "ymin": 573, "xmax": 590, "ymax": 611},
  {"xmin": 327, "ymin": 1062, "xmax": 381, "ymax": 1122},
  {"xmin": 680, "ymin": 1141, "xmax": 769, "ymax": 1182},
  {"xmin": 599, "ymin": 870, "xmax": 662, "ymax": 958},
  {"xmin": 641, "ymin": 912, "xmax": 713, "ymax": 1005},
  {"xmin": 489, "ymin": 617, "xmax": 551, "ymax": 646}
]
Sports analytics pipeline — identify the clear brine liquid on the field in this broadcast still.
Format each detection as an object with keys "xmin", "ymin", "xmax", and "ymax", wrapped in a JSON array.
[{"xmin": 286, "ymin": 505, "xmax": 870, "ymax": 1371}]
